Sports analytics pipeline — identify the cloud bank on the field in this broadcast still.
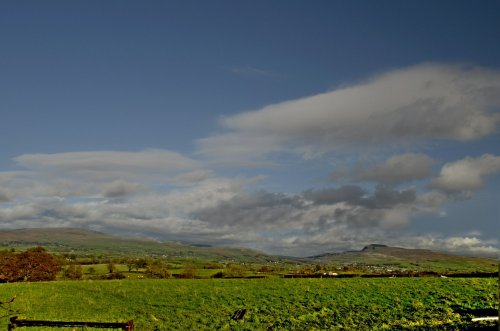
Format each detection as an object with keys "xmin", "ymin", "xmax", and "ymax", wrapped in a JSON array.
[
  {"xmin": 199, "ymin": 64, "xmax": 500, "ymax": 161},
  {"xmin": 1, "ymin": 150, "xmax": 498, "ymax": 257},
  {"xmin": 1, "ymin": 64, "xmax": 499, "ymax": 257}
]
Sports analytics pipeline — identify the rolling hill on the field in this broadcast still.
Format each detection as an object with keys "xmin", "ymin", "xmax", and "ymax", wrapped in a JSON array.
[
  {"xmin": 0, "ymin": 227, "xmax": 286, "ymax": 264},
  {"xmin": 0, "ymin": 228, "xmax": 497, "ymax": 272},
  {"xmin": 308, "ymin": 244, "xmax": 498, "ymax": 272}
]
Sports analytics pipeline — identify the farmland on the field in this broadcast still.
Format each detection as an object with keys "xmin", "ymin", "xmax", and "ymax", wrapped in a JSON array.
[
  {"xmin": 1, "ymin": 277, "xmax": 498, "ymax": 330},
  {"xmin": 0, "ymin": 229, "xmax": 498, "ymax": 330},
  {"xmin": 1, "ymin": 228, "xmax": 497, "ymax": 275}
]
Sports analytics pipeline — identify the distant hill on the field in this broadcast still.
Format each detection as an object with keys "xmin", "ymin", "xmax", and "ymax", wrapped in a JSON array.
[
  {"xmin": 0, "ymin": 227, "xmax": 289, "ymax": 264},
  {"xmin": 0, "ymin": 228, "xmax": 497, "ymax": 272},
  {"xmin": 0, "ymin": 227, "xmax": 114, "ymax": 243},
  {"xmin": 309, "ymin": 244, "xmax": 498, "ymax": 273}
]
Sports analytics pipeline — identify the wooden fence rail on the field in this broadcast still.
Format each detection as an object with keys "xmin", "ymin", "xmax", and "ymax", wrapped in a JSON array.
[{"xmin": 8, "ymin": 316, "xmax": 133, "ymax": 330}]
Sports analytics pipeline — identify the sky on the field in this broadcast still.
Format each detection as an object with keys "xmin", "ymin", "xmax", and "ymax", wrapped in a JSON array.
[{"xmin": 1, "ymin": 1, "xmax": 500, "ymax": 257}]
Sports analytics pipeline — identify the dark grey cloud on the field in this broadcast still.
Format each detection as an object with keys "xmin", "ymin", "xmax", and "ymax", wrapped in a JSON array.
[
  {"xmin": 189, "ymin": 185, "xmax": 420, "ymax": 248},
  {"xmin": 102, "ymin": 180, "xmax": 144, "ymax": 198},
  {"xmin": 0, "ymin": 190, "xmax": 10, "ymax": 202},
  {"xmin": 303, "ymin": 185, "xmax": 365, "ymax": 205},
  {"xmin": 304, "ymin": 185, "xmax": 416, "ymax": 209},
  {"xmin": 360, "ymin": 186, "xmax": 417, "ymax": 209},
  {"xmin": 332, "ymin": 153, "xmax": 435, "ymax": 184},
  {"xmin": 194, "ymin": 190, "xmax": 303, "ymax": 227}
]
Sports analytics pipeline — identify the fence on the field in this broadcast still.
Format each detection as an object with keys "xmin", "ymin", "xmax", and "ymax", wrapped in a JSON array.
[{"xmin": 8, "ymin": 316, "xmax": 133, "ymax": 330}]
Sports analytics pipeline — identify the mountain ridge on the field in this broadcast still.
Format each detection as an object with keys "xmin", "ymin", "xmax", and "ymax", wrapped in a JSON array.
[
  {"xmin": 0, "ymin": 227, "xmax": 497, "ymax": 272},
  {"xmin": 308, "ymin": 243, "xmax": 497, "ymax": 272},
  {"xmin": 0, "ymin": 227, "xmax": 288, "ymax": 264}
]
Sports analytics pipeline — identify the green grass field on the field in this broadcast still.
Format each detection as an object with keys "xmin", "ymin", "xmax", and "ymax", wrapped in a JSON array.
[{"xmin": 1, "ymin": 277, "xmax": 497, "ymax": 330}]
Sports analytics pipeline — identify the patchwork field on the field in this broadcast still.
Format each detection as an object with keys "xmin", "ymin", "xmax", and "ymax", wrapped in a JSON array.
[{"xmin": 0, "ymin": 277, "xmax": 497, "ymax": 330}]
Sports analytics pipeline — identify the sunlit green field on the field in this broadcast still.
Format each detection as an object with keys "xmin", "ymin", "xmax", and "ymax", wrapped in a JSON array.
[{"xmin": 1, "ymin": 278, "xmax": 497, "ymax": 330}]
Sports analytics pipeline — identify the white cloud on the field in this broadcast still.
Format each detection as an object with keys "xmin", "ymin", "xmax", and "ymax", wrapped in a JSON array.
[
  {"xmin": 199, "ymin": 64, "xmax": 500, "ymax": 160},
  {"xmin": 2, "ymin": 149, "xmax": 199, "ymax": 199},
  {"xmin": 432, "ymin": 154, "xmax": 500, "ymax": 193},
  {"xmin": 15, "ymin": 149, "xmax": 197, "ymax": 181},
  {"xmin": 408, "ymin": 235, "xmax": 500, "ymax": 257},
  {"xmin": 267, "ymin": 232, "xmax": 500, "ymax": 257},
  {"xmin": 0, "ymin": 176, "xmax": 249, "ymax": 243},
  {"xmin": 197, "ymin": 133, "xmax": 282, "ymax": 165},
  {"xmin": 0, "ymin": 143, "xmax": 490, "ymax": 256},
  {"xmin": 174, "ymin": 170, "xmax": 213, "ymax": 183},
  {"xmin": 415, "ymin": 191, "xmax": 449, "ymax": 209},
  {"xmin": 0, "ymin": 171, "xmax": 89, "ymax": 200},
  {"xmin": 0, "ymin": 197, "xmax": 90, "ymax": 229},
  {"xmin": 0, "ymin": 169, "xmax": 497, "ymax": 256},
  {"xmin": 0, "ymin": 172, "xmax": 436, "ymax": 251}
]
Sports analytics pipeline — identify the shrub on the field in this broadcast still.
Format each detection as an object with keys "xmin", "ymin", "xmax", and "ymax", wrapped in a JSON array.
[
  {"xmin": 103, "ymin": 272, "xmax": 126, "ymax": 280},
  {"xmin": 179, "ymin": 264, "xmax": 198, "ymax": 279},
  {"xmin": 211, "ymin": 271, "xmax": 225, "ymax": 278},
  {"xmin": 145, "ymin": 261, "xmax": 171, "ymax": 279},
  {"xmin": 63, "ymin": 264, "xmax": 83, "ymax": 280}
]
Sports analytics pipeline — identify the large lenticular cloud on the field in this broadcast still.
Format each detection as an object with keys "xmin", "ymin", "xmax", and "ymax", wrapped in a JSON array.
[{"xmin": 199, "ymin": 64, "xmax": 500, "ymax": 161}]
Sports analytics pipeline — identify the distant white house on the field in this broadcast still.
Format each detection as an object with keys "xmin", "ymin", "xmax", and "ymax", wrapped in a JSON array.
[{"xmin": 322, "ymin": 272, "xmax": 338, "ymax": 276}]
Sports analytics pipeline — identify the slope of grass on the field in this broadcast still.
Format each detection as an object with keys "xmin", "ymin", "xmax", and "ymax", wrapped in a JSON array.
[
  {"xmin": 1, "ymin": 278, "xmax": 497, "ymax": 330},
  {"xmin": 0, "ymin": 228, "xmax": 287, "ymax": 264}
]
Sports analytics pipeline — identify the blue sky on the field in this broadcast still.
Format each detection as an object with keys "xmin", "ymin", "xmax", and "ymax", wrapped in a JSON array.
[{"xmin": 1, "ymin": 1, "xmax": 499, "ymax": 256}]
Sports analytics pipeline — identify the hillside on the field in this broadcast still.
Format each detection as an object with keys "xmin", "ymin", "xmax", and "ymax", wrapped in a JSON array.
[
  {"xmin": 0, "ymin": 228, "xmax": 288, "ymax": 264},
  {"xmin": 309, "ymin": 244, "xmax": 498, "ymax": 272},
  {"xmin": 0, "ymin": 228, "xmax": 497, "ymax": 272}
]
